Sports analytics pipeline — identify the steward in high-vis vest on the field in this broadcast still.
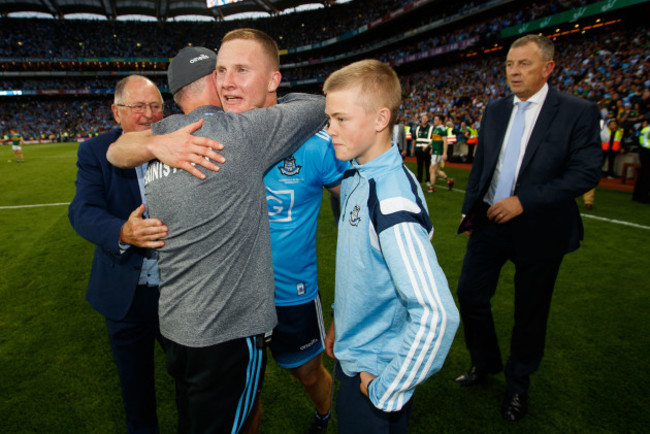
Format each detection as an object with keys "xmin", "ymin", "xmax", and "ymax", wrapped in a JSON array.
[
  {"xmin": 602, "ymin": 119, "xmax": 624, "ymax": 178},
  {"xmin": 405, "ymin": 125, "xmax": 412, "ymax": 155},
  {"xmin": 414, "ymin": 113, "xmax": 433, "ymax": 184},
  {"xmin": 446, "ymin": 126, "xmax": 456, "ymax": 144},
  {"xmin": 466, "ymin": 125, "xmax": 478, "ymax": 145},
  {"xmin": 640, "ymin": 124, "xmax": 650, "ymax": 149},
  {"xmin": 446, "ymin": 121, "xmax": 456, "ymax": 162},
  {"xmin": 465, "ymin": 122, "xmax": 478, "ymax": 163},
  {"xmin": 601, "ymin": 123, "xmax": 624, "ymax": 152},
  {"xmin": 633, "ymin": 122, "xmax": 650, "ymax": 203}
]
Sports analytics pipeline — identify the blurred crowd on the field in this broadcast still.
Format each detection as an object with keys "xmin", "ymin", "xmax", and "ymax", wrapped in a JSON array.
[
  {"xmin": 0, "ymin": 0, "xmax": 647, "ymax": 142},
  {"xmin": 0, "ymin": 0, "xmax": 597, "ymax": 59},
  {"xmin": 0, "ymin": 98, "xmax": 114, "ymax": 140},
  {"xmin": 0, "ymin": 96, "xmax": 180, "ymax": 140},
  {"xmin": 0, "ymin": 77, "xmax": 166, "ymax": 91},
  {"xmin": 0, "ymin": 0, "xmax": 419, "ymax": 58},
  {"xmin": 398, "ymin": 26, "xmax": 649, "ymax": 159}
]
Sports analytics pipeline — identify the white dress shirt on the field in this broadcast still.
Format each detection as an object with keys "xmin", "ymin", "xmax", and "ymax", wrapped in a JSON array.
[{"xmin": 484, "ymin": 83, "xmax": 549, "ymax": 205}]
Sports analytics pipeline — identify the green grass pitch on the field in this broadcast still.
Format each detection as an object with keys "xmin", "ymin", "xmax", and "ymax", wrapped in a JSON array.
[{"xmin": 1, "ymin": 142, "xmax": 649, "ymax": 433}]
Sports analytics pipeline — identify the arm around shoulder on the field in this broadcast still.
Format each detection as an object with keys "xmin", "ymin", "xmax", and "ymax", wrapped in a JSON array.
[
  {"xmin": 250, "ymin": 93, "xmax": 327, "ymax": 169},
  {"xmin": 106, "ymin": 119, "xmax": 224, "ymax": 178},
  {"xmin": 106, "ymin": 129, "xmax": 156, "ymax": 168}
]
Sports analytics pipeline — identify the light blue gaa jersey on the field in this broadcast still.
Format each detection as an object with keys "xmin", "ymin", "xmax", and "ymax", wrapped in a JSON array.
[{"xmin": 265, "ymin": 129, "xmax": 348, "ymax": 306}]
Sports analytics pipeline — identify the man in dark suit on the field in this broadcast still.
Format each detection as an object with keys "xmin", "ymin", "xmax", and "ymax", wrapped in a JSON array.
[
  {"xmin": 69, "ymin": 75, "xmax": 170, "ymax": 433},
  {"xmin": 453, "ymin": 35, "xmax": 602, "ymax": 422}
]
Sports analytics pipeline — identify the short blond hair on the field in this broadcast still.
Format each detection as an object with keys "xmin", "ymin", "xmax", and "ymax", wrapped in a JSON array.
[
  {"xmin": 221, "ymin": 28, "xmax": 280, "ymax": 70},
  {"xmin": 323, "ymin": 59, "xmax": 402, "ymax": 128}
]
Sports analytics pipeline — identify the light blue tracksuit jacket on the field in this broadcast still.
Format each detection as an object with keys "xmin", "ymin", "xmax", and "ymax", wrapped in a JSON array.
[{"xmin": 333, "ymin": 145, "xmax": 459, "ymax": 412}]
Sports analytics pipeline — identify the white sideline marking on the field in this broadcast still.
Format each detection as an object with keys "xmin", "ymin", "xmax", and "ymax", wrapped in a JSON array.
[
  {"xmin": 435, "ymin": 181, "xmax": 650, "ymax": 231},
  {"xmin": 0, "ymin": 202, "xmax": 69, "ymax": 210},
  {"xmin": 2, "ymin": 201, "xmax": 648, "ymax": 230},
  {"xmin": 580, "ymin": 213, "xmax": 650, "ymax": 230}
]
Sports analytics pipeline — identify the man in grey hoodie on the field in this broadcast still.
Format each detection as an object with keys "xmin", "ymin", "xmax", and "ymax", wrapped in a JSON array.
[{"xmin": 107, "ymin": 42, "xmax": 326, "ymax": 433}]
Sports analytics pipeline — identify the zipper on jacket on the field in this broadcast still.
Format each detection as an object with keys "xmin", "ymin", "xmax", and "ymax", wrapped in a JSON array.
[{"xmin": 342, "ymin": 170, "xmax": 362, "ymax": 224}]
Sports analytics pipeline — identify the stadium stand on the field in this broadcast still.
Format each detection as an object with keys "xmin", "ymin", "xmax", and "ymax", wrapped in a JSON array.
[{"xmin": 0, "ymin": 0, "xmax": 648, "ymax": 151}]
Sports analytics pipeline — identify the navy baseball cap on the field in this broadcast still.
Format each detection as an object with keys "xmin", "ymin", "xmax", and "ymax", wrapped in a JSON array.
[{"xmin": 167, "ymin": 46, "xmax": 217, "ymax": 94}]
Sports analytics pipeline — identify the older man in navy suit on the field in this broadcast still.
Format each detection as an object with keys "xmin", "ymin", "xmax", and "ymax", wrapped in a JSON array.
[
  {"xmin": 453, "ymin": 35, "xmax": 602, "ymax": 422},
  {"xmin": 69, "ymin": 75, "xmax": 170, "ymax": 433}
]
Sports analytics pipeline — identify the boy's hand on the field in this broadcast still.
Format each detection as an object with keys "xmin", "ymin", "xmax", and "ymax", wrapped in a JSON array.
[
  {"xmin": 360, "ymin": 371, "xmax": 377, "ymax": 398},
  {"xmin": 325, "ymin": 321, "xmax": 336, "ymax": 359}
]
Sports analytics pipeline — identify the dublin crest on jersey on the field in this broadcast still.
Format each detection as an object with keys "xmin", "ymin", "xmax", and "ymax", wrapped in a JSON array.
[
  {"xmin": 278, "ymin": 155, "xmax": 302, "ymax": 176},
  {"xmin": 349, "ymin": 204, "xmax": 361, "ymax": 226}
]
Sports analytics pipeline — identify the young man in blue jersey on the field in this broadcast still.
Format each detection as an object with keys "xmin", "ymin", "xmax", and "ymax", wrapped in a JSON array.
[
  {"xmin": 323, "ymin": 59, "xmax": 460, "ymax": 433},
  {"xmin": 216, "ymin": 29, "xmax": 347, "ymax": 433}
]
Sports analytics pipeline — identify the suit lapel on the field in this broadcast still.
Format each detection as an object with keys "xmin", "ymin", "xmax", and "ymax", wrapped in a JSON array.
[
  {"xmin": 126, "ymin": 166, "xmax": 142, "ymax": 207},
  {"xmin": 519, "ymin": 88, "xmax": 559, "ymax": 174},
  {"xmin": 106, "ymin": 128, "xmax": 141, "ymax": 208},
  {"xmin": 485, "ymin": 96, "xmax": 514, "ymax": 175}
]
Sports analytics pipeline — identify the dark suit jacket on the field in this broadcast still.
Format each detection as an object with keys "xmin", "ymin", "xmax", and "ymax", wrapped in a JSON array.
[
  {"xmin": 69, "ymin": 128, "xmax": 148, "ymax": 321},
  {"xmin": 461, "ymin": 87, "xmax": 602, "ymax": 261}
]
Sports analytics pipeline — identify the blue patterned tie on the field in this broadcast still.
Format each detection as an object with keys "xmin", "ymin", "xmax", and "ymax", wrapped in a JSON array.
[{"xmin": 493, "ymin": 101, "xmax": 531, "ymax": 203}]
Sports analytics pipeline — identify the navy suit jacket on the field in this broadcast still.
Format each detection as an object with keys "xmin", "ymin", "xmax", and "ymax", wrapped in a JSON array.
[
  {"xmin": 461, "ymin": 87, "xmax": 602, "ymax": 260},
  {"xmin": 69, "ymin": 128, "xmax": 148, "ymax": 321}
]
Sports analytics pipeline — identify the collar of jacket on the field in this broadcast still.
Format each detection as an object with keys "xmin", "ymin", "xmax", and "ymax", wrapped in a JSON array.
[{"xmin": 350, "ymin": 144, "xmax": 402, "ymax": 178}]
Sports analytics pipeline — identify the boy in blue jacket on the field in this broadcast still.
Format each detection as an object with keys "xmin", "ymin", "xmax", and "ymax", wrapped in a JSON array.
[{"xmin": 323, "ymin": 59, "xmax": 459, "ymax": 433}]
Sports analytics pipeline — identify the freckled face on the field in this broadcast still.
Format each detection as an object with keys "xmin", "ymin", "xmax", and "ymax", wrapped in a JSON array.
[
  {"xmin": 325, "ymin": 86, "xmax": 378, "ymax": 164},
  {"xmin": 216, "ymin": 39, "xmax": 279, "ymax": 113}
]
